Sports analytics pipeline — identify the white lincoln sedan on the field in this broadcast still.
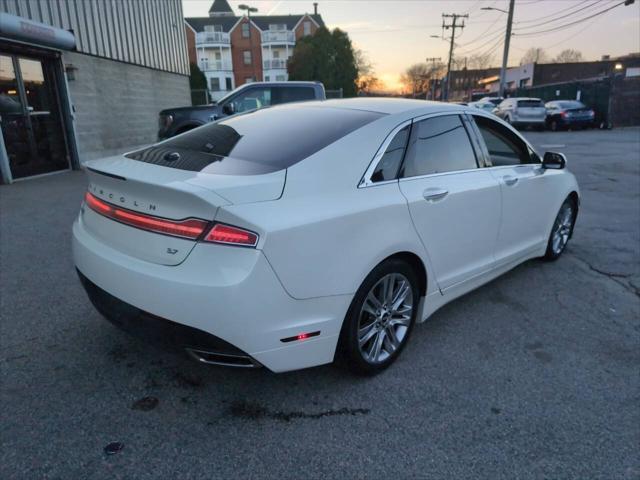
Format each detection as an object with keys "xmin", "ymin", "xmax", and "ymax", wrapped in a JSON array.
[{"xmin": 73, "ymin": 99, "xmax": 579, "ymax": 374}]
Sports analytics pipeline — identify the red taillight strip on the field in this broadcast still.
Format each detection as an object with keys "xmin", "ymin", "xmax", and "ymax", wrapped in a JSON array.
[{"xmin": 84, "ymin": 192, "xmax": 208, "ymax": 240}]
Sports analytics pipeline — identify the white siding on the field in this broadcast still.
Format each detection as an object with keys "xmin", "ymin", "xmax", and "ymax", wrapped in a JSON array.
[{"xmin": 1, "ymin": 0, "xmax": 189, "ymax": 75}]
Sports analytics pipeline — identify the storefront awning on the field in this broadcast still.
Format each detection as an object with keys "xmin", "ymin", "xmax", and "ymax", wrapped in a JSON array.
[{"xmin": 0, "ymin": 13, "xmax": 75, "ymax": 51}]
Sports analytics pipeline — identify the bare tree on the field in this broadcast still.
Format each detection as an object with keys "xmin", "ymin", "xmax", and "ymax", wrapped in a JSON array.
[
  {"xmin": 400, "ymin": 63, "xmax": 431, "ymax": 96},
  {"xmin": 355, "ymin": 49, "xmax": 381, "ymax": 94},
  {"xmin": 467, "ymin": 52, "xmax": 497, "ymax": 69},
  {"xmin": 520, "ymin": 47, "xmax": 549, "ymax": 65},
  {"xmin": 400, "ymin": 62, "xmax": 445, "ymax": 96},
  {"xmin": 553, "ymin": 49, "xmax": 584, "ymax": 63}
]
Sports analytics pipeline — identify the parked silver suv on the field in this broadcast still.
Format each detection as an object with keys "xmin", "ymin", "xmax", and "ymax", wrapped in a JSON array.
[{"xmin": 493, "ymin": 97, "xmax": 546, "ymax": 130}]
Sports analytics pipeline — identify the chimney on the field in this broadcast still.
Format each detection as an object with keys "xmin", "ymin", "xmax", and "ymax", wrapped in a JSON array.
[{"xmin": 313, "ymin": 2, "xmax": 318, "ymax": 15}]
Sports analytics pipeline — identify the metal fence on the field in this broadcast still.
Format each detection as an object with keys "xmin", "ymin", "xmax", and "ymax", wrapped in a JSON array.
[{"xmin": 325, "ymin": 88, "xmax": 344, "ymax": 99}]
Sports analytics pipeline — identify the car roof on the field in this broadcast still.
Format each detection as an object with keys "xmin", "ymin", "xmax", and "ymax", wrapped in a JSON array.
[
  {"xmin": 241, "ymin": 81, "xmax": 321, "ymax": 87},
  {"xmin": 291, "ymin": 97, "xmax": 469, "ymax": 115}
]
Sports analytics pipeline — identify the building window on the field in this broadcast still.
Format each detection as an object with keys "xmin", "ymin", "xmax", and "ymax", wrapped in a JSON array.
[
  {"xmin": 243, "ymin": 51, "xmax": 252, "ymax": 65},
  {"xmin": 204, "ymin": 24, "xmax": 223, "ymax": 32},
  {"xmin": 269, "ymin": 24, "xmax": 287, "ymax": 31},
  {"xmin": 210, "ymin": 78, "xmax": 221, "ymax": 91},
  {"xmin": 265, "ymin": 75, "xmax": 270, "ymax": 82},
  {"xmin": 226, "ymin": 78, "xmax": 233, "ymax": 90},
  {"xmin": 303, "ymin": 21, "xmax": 311, "ymax": 36},
  {"xmin": 242, "ymin": 23, "xmax": 250, "ymax": 38},
  {"xmin": 273, "ymin": 50, "xmax": 280, "ymax": 59},
  {"xmin": 276, "ymin": 75, "xmax": 286, "ymax": 81},
  {"xmin": 214, "ymin": 51, "xmax": 221, "ymax": 60},
  {"xmin": 244, "ymin": 77, "xmax": 255, "ymax": 84}
]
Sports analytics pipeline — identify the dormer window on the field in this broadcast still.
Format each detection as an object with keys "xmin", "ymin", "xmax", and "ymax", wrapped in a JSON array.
[
  {"xmin": 204, "ymin": 25, "xmax": 223, "ymax": 32},
  {"xmin": 303, "ymin": 21, "xmax": 311, "ymax": 36}
]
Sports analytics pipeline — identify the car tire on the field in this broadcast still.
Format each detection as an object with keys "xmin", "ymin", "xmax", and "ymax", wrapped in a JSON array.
[
  {"xmin": 337, "ymin": 259, "xmax": 420, "ymax": 375},
  {"xmin": 550, "ymin": 119, "xmax": 559, "ymax": 131},
  {"xmin": 543, "ymin": 197, "xmax": 577, "ymax": 261}
]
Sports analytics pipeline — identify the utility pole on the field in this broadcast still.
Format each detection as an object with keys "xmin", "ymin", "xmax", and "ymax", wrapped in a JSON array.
[
  {"xmin": 425, "ymin": 57, "xmax": 441, "ymax": 100},
  {"xmin": 442, "ymin": 13, "xmax": 468, "ymax": 102},
  {"xmin": 498, "ymin": 0, "xmax": 515, "ymax": 98}
]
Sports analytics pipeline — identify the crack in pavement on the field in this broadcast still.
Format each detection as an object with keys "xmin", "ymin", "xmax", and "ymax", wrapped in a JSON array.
[{"xmin": 569, "ymin": 253, "xmax": 639, "ymax": 298}]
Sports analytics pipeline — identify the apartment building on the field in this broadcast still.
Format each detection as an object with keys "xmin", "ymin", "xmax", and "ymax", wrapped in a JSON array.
[{"xmin": 185, "ymin": 0, "xmax": 324, "ymax": 100}]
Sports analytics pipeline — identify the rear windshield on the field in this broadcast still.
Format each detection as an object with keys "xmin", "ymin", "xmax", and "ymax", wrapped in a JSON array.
[
  {"xmin": 557, "ymin": 101, "xmax": 586, "ymax": 109},
  {"xmin": 127, "ymin": 106, "xmax": 384, "ymax": 175},
  {"xmin": 517, "ymin": 100, "xmax": 544, "ymax": 108}
]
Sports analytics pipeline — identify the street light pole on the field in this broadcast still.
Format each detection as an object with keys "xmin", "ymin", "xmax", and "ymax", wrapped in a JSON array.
[{"xmin": 498, "ymin": 0, "xmax": 515, "ymax": 98}]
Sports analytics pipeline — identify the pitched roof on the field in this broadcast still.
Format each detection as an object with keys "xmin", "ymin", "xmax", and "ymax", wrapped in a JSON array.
[
  {"xmin": 209, "ymin": 0, "xmax": 234, "ymax": 15},
  {"xmin": 250, "ymin": 14, "xmax": 325, "ymax": 30},
  {"xmin": 185, "ymin": 14, "xmax": 325, "ymax": 33},
  {"xmin": 185, "ymin": 16, "xmax": 239, "ymax": 33}
]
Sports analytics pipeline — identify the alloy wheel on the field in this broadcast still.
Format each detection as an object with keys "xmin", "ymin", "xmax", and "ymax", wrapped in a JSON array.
[
  {"xmin": 552, "ymin": 203, "xmax": 574, "ymax": 255},
  {"xmin": 357, "ymin": 273, "xmax": 413, "ymax": 364}
]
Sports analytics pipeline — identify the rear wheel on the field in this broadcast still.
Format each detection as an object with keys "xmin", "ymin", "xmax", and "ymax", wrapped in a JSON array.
[
  {"xmin": 338, "ymin": 259, "xmax": 419, "ymax": 375},
  {"xmin": 544, "ymin": 197, "xmax": 577, "ymax": 261},
  {"xmin": 550, "ymin": 119, "xmax": 559, "ymax": 131}
]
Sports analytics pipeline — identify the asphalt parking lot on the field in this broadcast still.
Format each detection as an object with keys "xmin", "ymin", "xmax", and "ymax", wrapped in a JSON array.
[{"xmin": 1, "ymin": 127, "xmax": 639, "ymax": 479}]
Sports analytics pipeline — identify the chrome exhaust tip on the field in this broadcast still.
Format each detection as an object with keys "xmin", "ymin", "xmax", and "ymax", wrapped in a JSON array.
[{"xmin": 185, "ymin": 348, "xmax": 262, "ymax": 368}]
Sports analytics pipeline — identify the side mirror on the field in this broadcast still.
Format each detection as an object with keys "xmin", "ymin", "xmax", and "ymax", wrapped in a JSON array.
[
  {"xmin": 222, "ymin": 102, "xmax": 235, "ymax": 115},
  {"xmin": 543, "ymin": 151, "xmax": 567, "ymax": 170}
]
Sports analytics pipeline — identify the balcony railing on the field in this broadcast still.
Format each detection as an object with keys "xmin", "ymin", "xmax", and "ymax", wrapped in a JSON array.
[
  {"xmin": 261, "ymin": 31, "xmax": 295, "ymax": 44},
  {"xmin": 196, "ymin": 31, "xmax": 230, "ymax": 45},
  {"xmin": 263, "ymin": 59, "xmax": 288, "ymax": 70},
  {"xmin": 198, "ymin": 60, "xmax": 231, "ymax": 71}
]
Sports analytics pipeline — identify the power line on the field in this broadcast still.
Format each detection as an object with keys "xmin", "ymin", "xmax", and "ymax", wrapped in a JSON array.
[
  {"xmin": 513, "ymin": 0, "xmax": 627, "ymax": 37},
  {"xmin": 516, "ymin": 0, "xmax": 591, "ymax": 24},
  {"xmin": 457, "ymin": 27, "xmax": 505, "ymax": 55},
  {"xmin": 457, "ymin": 13, "xmax": 503, "ymax": 47},
  {"xmin": 515, "ymin": 0, "xmax": 602, "ymax": 30}
]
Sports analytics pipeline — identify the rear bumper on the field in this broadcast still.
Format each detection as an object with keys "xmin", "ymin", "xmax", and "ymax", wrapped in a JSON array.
[{"xmin": 72, "ymin": 216, "xmax": 350, "ymax": 372}]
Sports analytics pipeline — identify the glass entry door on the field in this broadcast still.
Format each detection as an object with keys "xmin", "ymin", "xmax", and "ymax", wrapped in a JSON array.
[{"xmin": 0, "ymin": 54, "xmax": 69, "ymax": 179}]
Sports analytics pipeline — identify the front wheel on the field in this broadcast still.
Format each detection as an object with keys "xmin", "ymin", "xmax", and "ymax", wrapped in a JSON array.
[
  {"xmin": 544, "ymin": 197, "xmax": 577, "ymax": 261},
  {"xmin": 338, "ymin": 259, "xmax": 419, "ymax": 375}
]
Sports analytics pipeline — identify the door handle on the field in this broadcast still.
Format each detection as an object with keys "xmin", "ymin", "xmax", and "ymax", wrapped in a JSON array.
[
  {"xmin": 503, "ymin": 175, "xmax": 519, "ymax": 186},
  {"xmin": 422, "ymin": 187, "xmax": 449, "ymax": 202}
]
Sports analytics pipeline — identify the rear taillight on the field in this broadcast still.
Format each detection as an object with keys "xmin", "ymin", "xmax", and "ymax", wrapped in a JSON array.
[
  {"xmin": 203, "ymin": 224, "xmax": 259, "ymax": 247},
  {"xmin": 84, "ymin": 192, "xmax": 207, "ymax": 240},
  {"xmin": 84, "ymin": 192, "xmax": 259, "ymax": 247}
]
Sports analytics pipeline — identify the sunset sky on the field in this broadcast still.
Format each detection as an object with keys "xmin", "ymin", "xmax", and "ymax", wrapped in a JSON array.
[{"xmin": 183, "ymin": 0, "xmax": 640, "ymax": 92}]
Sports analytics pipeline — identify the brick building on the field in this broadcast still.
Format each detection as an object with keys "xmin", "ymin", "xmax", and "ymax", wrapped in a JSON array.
[{"xmin": 185, "ymin": 0, "xmax": 324, "ymax": 100}]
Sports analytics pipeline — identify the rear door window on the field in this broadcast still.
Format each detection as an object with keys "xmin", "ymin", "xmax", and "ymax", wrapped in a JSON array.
[
  {"xmin": 127, "ymin": 106, "xmax": 385, "ymax": 175},
  {"xmin": 400, "ymin": 115, "xmax": 477, "ymax": 178},
  {"xmin": 272, "ymin": 87, "xmax": 316, "ymax": 104},
  {"xmin": 370, "ymin": 125, "xmax": 410, "ymax": 183}
]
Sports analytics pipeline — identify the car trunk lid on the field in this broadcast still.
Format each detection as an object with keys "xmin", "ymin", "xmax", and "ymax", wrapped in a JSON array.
[{"xmin": 82, "ymin": 155, "xmax": 284, "ymax": 265}]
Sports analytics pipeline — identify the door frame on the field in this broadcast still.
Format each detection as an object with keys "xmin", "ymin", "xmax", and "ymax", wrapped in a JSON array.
[{"xmin": 0, "ymin": 42, "xmax": 79, "ymax": 184}]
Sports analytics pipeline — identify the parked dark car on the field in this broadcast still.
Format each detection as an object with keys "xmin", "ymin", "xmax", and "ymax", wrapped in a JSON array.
[
  {"xmin": 158, "ymin": 81, "xmax": 326, "ymax": 140},
  {"xmin": 545, "ymin": 100, "xmax": 595, "ymax": 131}
]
